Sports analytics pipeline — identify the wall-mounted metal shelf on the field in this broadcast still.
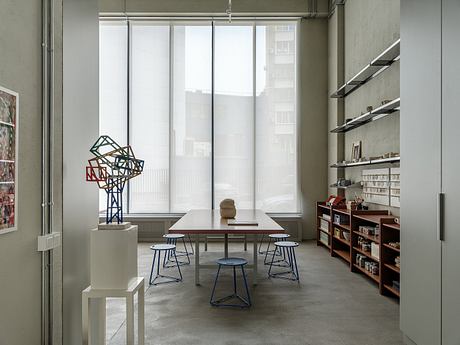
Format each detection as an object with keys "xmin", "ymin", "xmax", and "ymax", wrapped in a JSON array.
[
  {"xmin": 331, "ymin": 39, "xmax": 400, "ymax": 98},
  {"xmin": 331, "ymin": 98, "xmax": 400, "ymax": 133},
  {"xmin": 330, "ymin": 156, "xmax": 400, "ymax": 168}
]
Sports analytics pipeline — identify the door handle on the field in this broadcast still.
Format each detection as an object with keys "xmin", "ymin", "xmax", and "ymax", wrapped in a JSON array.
[{"xmin": 437, "ymin": 192, "xmax": 445, "ymax": 241}]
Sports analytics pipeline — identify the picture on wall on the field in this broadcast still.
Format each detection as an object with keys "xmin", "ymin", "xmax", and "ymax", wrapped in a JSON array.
[{"xmin": 0, "ymin": 86, "xmax": 18, "ymax": 234}]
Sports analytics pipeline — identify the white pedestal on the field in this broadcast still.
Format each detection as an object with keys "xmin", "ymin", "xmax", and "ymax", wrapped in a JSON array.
[
  {"xmin": 90, "ymin": 224, "xmax": 138, "ymax": 290},
  {"xmin": 82, "ymin": 277, "xmax": 145, "ymax": 345}
]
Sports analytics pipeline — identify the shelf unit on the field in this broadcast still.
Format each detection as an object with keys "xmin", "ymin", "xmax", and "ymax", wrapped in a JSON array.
[
  {"xmin": 330, "ymin": 156, "xmax": 400, "ymax": 169},
  {"xmin": 331, "ymin": 98, "xmax": 400, "ymax": 133},
  {"xmin": 380, "ymin": 219, "xmax": 401, "ymax": 298},
  {"xmin": 331, "ymin": 39, "xmax": 400, "ymax": 98},
  {"xmin": 316, "ymin": 202, "xmax": 400, "ymax": 299}
]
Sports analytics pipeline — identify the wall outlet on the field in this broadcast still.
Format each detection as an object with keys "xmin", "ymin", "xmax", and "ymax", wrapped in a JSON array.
[{"xmin": 37, "ymin": 232, "xmax": 61, "ymax": 252}]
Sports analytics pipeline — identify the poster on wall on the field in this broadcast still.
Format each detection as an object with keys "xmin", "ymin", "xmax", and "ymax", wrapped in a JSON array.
[{"xmin": 0, "ymin": 86, "xmax": 18, "ymax": 234}]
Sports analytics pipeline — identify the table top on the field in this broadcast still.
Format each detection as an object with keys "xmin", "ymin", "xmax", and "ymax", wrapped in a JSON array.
[{"xmin": 169, "ymin": 209, "xmax": 284, "ymax": 235}]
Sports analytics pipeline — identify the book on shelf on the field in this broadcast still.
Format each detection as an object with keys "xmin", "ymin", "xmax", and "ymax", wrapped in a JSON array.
[{"xmin": 320, "ymin": 219, "xmax": 329, "ymax": 231}]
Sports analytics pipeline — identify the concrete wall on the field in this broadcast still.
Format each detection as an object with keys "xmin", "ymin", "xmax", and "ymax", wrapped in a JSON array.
[
  {"xmin": 300, "ymin": 18, "xmax": 329, "ymax": 238},
  {"xmin": 99, "ymin": 0, "xmax": 329, "ymax": 239},
  {"xmin": 0, "ymin": 1, "xmax": 47, "ymax": 344},
  {"xmin": 328, "ymin": 0, "xmax": 400, "ymax": 215}
]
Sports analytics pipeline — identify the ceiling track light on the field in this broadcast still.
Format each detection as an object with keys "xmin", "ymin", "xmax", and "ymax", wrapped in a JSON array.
[{"xmin": 226, "ymin": 0, "xmax": 232, "ymax": 23}]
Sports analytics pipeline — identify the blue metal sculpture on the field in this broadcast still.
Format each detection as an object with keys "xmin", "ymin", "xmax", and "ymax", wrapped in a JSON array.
[{"xmin": 86, "ymin": 135, "xmax": 144, "ymax": 224}]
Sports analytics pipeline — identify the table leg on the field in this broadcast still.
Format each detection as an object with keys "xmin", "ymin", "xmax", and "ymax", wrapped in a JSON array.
[
  {"xmin": 224, "ymin": 234, "xmax": 229, "ymax": 258},
  {"xmin": 82, "ymin": 293, "xmax": 89, "ymax": 345},
  {"xmin": 195, "ymin": 234, "xmax": 200, "ymax": 285},
  {"xmin": 253, "ymin": 235, "xmax": 258, "ymax": 286},
  {"xmin": 127, "ymin": 294, "xmax": 134, "ymax": 345},
  {"xmin": 138, "ymin": 282, "xmax": 145, "ymax": 345}
]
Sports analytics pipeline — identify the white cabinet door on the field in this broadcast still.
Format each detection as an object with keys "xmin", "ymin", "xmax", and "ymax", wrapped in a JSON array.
[
  {"xmin": 442, "ymin": 0, "xmax": 460, "ymax": 344},
  {"xmin": 400, "ymin": 0, "xmax": 442, "ymax": 344}
]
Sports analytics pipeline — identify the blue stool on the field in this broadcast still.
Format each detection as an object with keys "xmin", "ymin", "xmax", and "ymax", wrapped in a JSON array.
[
  {"xmin": 210, "ymin": 257, "xmax": 251, "ymax": 308},
  {"xmin": 149, "ymin": 244, "xmax": 183, "ymax": 286},
  {"xmin": 163, "ymin": 234, "xmax": 190, "ymax": 267},
  {"xmin": 268, "ymin": 241, "xmax": 300, "ymax": 282},
  {"xmin": 263, "ymin": 233, "xmax": 290, "ymax": 266}
]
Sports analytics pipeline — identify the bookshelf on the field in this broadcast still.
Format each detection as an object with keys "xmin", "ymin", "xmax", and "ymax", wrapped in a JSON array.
[{"xmin": 316, "ymin": 201, "xmax": 400, "ymax": 299}]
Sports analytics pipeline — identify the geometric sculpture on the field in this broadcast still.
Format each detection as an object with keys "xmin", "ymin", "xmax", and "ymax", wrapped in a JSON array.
[{"xmin": 86, "ymin": 135, "xmax": 144, "ymax": 224}]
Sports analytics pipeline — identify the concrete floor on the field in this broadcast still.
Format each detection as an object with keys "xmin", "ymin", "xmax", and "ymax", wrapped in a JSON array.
[{"xmin": 106, "ymin": 241, "xmax": 403, "ymax": 345}]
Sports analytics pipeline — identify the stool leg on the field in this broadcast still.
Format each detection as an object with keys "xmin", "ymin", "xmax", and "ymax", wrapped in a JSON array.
[
  {"xmin": 264, "ymin": 238, "xmax": 272, "ymax": 265},
  {"xmin": 258, "ymin": 234, "xmax": 265, "ymax": 254},
  {"xmin": 292, "ymin": 247, "xmax": 300, "ymax": 282},
  {"xmin": 149, "ymin": 250, "xmax": 157, "ymax": 285},
  {"xmin": 233, "ymin": 266, "xmax": 237, "ymax": 295},
  {"xmin": 163, "ymin": 241, "xmax": 169, "ymax": 268},
  {"xmin": 268, "ymin": 245, "xmax": 277, "ymax": 277},
  {"xmin": 188, "ymin": 234, "xmax": 194, "ymax": 255},
  {"xmin": 182, "ymin": 238, "xmax": 190, "ymax": 264},
  {"xmin": 241, "ymin": 265, "xmax": 251, "ymax": 307},
  {"xmin": 173, "ymin": 249, "xmax": 183, "ymax": 281},
  {"xmin": 210, "ymin": 265, "xmax": 222, "ymax": 305}
]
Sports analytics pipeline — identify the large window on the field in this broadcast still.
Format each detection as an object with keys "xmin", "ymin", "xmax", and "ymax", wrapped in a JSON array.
[{"xmin": 99, "ymin": 20, "xmax": 299, "ymax": 214}]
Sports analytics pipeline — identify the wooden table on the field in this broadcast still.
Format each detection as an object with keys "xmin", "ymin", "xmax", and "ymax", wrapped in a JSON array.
[{"xmin": 169, "ymin": 209, "xmax": 284, "ymax": 286}]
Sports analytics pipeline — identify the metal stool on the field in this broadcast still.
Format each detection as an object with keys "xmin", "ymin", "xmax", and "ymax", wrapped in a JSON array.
[
  {"xmin": 210, "ymin": 257, "xmax": 251, "ymax": 308},
  {"xmin": 149, "ymin": 244, "xmax": 183, "ymax": 285},
  {"xmin": 268, "ymin": 241, "xmax": 300, "ymax": 282},
  {"xmin": 163, "ymin": 234, "xmax": 190, "ymax": 267},
  {"xmin": 263, "ymin": 233, "xmax": 291, "ymax": 266}
]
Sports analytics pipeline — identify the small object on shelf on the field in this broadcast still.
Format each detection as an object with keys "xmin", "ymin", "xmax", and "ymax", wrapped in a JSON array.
[
  {"xmin": 394, "ymin": 217, "xmax": 400, "ymax": 224},
  {"xmin": 334, "ymin": 214, "xmax": 348, "ymax": 225},
  {"xmin": 319, "ymin": 231, "xmax": 329, "ymax": 246},
  {"xmin": 392, "ymin": 280, "xmax": 400, "ymax": 291},
  {"xmin": 351, "ymin": 141, "xmax": 362, "ymax": 162},
  {"xmin": 395, "ymin": 256, "xmax": 400, "ymax": 268},
  {"xmin": 342, "ymin": 231, "xmax": 350, "ymax": 241},
  {"xmin": 388, "ymin": 241, "xmax": 400, "ymax": 249},
  {"xmin": 371, "ymin": 242, "xmax": 380, "ymax": 260},
  {"xmin": 359, "ymin": 225, "xmax": 379, "ymax": 236},
  {"xmin": 366, "ymin": 105, "xmax": 373, "ymax": 112},
  {"xmin": 322, "ymin": 214, "xmax": 332, "ymax": 221},
  {"xmin": 320, "ymin": 219, "xmax": 329, "ymax": 232},
  {"xmin": 334, "ymin": 228, "xmax": 341, "ymax": 238},
  {"xmin": 326, "ymin": 195, "xmax": 345, "ymax": 206},
  {"xmin": 337, "ymin": 178, "xmax": 352, "ymax": 187},
  {"xmin": 381, "ymin": 99, "xmax": 391, "ymax": 105},
  {"xmin": 347, "ymin": 201, "xmax": 357, "ymax": 210}
]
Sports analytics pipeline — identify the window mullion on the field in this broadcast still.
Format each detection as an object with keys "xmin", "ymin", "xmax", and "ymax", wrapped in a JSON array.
[
  {"xmin": 127, "ymin": 20, "xmax": 131, "ymax": 214},
  {"xmin": 169, "ymin": 23, "xmax": 174, "ymax": 214},
  {"xmin": 253, "ymin": 21, "xmax": 257, "ymax": 210},
  {"xmin": 211, "ymin": 21, "xmax": 215, "ymax": 210}
]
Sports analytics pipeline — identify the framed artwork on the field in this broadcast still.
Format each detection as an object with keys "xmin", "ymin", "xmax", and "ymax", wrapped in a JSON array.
[{"xmin": 0, "ymin": 86, "xmax": 18, "ymax": 234}]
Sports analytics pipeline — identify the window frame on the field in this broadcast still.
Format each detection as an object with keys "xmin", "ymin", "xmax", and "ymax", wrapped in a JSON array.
[{"xmin": 99, "ymin": 18, "xmax": 301, "ymax": 215}]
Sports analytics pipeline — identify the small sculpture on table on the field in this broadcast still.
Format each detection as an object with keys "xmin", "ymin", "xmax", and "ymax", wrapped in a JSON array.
[
  {"xmin": 220, "ymin": 199, "xmax": 236, "ymax": 219},
  {"xmin": 85, "ymin": 135, "xmax": 144, "ymax": 226}
]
